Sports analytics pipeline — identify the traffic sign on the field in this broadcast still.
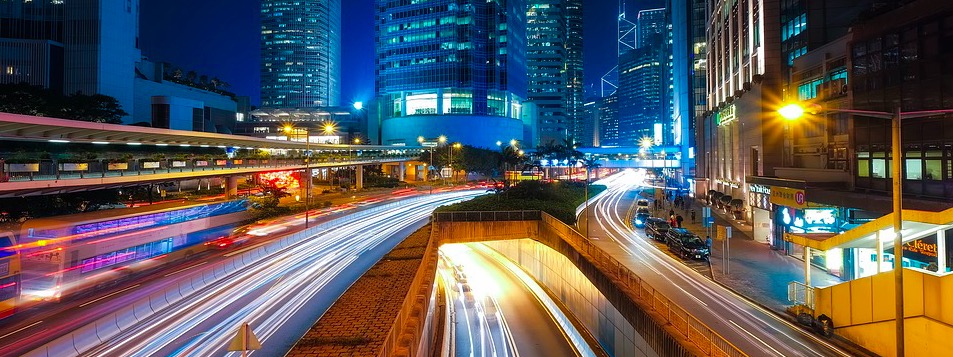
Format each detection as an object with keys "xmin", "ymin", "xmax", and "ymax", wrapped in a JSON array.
[
  {"xmin": 704, "ymin": 216, "xmax": 715, "ymax": 228},
  {"xmin": 228, "ymin": 322, "xmax": 262, "ymax": 355}
]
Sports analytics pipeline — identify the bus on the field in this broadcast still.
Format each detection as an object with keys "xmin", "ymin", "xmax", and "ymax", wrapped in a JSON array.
[
  {"xmin": 0, "ymin": 232, "xmax": 19, "ymax": 318},
  {"xmin": 17, "ymin": 200, "xmax": 249, "ymax": 301}
]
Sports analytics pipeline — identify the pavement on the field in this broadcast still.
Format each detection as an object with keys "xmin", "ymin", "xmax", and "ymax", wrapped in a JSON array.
[{"xmin": 641, "ymin": 190, "xmax": 842, "ymax": 312}]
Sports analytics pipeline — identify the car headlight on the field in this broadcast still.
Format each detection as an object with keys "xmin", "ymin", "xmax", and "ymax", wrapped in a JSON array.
[{"xmin": 635, "ymin": 219, "xmax": 643, "ymax": 224}]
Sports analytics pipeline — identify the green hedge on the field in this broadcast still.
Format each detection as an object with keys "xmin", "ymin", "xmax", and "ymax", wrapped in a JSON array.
[{"xmin": 437, "ymin": 180, "xmax": 606, "ymax": 224}]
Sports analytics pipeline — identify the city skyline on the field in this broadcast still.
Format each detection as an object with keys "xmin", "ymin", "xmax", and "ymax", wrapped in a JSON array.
[{"xmin": 139, "ymin": 0, "xmax": 664, "ymax": 107}]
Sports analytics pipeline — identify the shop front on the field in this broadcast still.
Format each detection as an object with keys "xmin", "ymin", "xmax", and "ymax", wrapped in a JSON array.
[{"xmin": 747, "ymin": 183, "xmax": 773, "ymax": 245}]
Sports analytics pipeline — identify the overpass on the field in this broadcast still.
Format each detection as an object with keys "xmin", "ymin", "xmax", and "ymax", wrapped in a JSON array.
[{"xmin": 0, "ymin": 112, "xmax": 424, "ymax": 196}]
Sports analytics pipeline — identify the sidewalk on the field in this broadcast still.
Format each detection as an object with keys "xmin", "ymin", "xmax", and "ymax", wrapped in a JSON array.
[{"xmin": 648, "ymin": 194, "xmax": 841, "ymax": 312}]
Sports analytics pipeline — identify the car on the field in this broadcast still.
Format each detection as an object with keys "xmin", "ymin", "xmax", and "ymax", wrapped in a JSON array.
[
  {"xmin": 460, "ymin": 284, "xmax": 475, "ymax": 306},
  {"xmin": 633, "ymin": 208, "xmax": 651, "ymax": 228},
  {"xmin": 665, "ymin": 228, "xmax": 710, "ymax": 260},
  {"xmin": 479, "ymin": 296, "xmax": 499, "ymax": 322},
  {"xmin": 637, "ymin": 199, "xmax": 650, "ymax": 207},
  {"xmin": 644, "ymin": 217, "xmax": 671, "ymax": 242}
]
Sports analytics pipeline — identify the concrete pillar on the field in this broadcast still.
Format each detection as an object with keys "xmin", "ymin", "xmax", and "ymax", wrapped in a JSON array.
[
  {"xmin": 225, "ymin": 176, "xmax": 238, "ymax": 198},
  {"xmin": 877, "ymin": 230, "xmax": 884, "ymax": 274},
  {"xmin": 804, "ymin": 246, "xmax": 813, "ymax": 306},
  {"xmin": 938, "ymin": 229, "xmax": 947, "ymax": 273},
  {"xmin": 355, "ymin": 165, "xmax": 364, "ymax": 190},
  {"xmin": 398, "ymin": 162, "xmax": 406, "ymax": 181}
]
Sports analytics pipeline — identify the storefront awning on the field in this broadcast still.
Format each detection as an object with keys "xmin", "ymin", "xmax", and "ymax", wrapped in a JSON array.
[{"xmin": 784, "ymin": 207, "xmax": 953, "ymax": 251}]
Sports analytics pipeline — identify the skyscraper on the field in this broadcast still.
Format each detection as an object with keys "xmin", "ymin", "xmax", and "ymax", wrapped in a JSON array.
[
  {"xmin": 260, "ymin": 0, "xmax": 341, "ymax": 109},
  {"xmin": 376, "ymin": 0, "xmax": 528, "ymax": 148},
  {"xmin": 0, "ymin": 0, "xmax": 140, "ymax": 122},
  {"xmin": 671, "ymin": 0, "xmax": 708, "ymax": 180},
  {"xmin": 616, "ymin": 7, "xmax": 670, "ymax": 147},
  {"xmin": 526, "ymin": 0, "xmax": 584, "ymax": 146}
]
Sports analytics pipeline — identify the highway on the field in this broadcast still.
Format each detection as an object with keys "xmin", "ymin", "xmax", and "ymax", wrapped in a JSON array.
[
  {"xmin": 438, "ymin": 243, "xmax": 581, "ymax": 357},
  {"xmin": 6, "ymin": 190, "xmax": 479, "ymax": 357},
  {"xmin": 577, "ymin": 170, "xmax": 850, "ymax": 357}
]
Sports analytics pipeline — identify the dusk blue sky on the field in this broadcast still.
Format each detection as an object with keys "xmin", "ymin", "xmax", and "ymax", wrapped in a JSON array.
[{"xmin": 140, "ymin": 0, "xmax": 663, "ymax": 107}]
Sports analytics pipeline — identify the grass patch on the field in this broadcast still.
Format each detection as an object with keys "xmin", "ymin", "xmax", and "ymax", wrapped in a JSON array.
[{"xmin": 437, "ymin": 180, "xmax": 606, "ymax": 224}]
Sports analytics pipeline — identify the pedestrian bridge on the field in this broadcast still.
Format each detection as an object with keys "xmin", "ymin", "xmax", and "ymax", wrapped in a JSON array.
[{"xmin": 0, "ymin": 112, "xmax": 421, "ymax": 197}]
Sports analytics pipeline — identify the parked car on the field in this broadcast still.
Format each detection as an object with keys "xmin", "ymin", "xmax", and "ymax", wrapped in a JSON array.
[
  {"xmin": 644, "ymin": 217, "xmax": 671, "ymax": 242},
  {"xmin": 665, "ymin": 228, "xmax": 710, "ymax": 260},
  {"xmin": 633, "ymin": 207, "xmax": 651, "ymax": 228},
  {"xmin": 636, "ymin": 199, "xmax": 650, "ymax": 207}
]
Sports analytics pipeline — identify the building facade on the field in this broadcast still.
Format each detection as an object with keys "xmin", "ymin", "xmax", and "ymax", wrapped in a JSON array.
[
  {"xmin": 671, "ymin": 0, "xmax": 707, "ymax": 184},
  {"xmin": 618, "ymin": 47, "xmax": 664, "ymax": 147},
  {"xmin": 260, "ymin": 0, "xmax": 341, "ymax": 109},
  {"xmin": 599, "ymin": 94, "xmax": 620, "ymax": 147},
  {"xmin": 0, "ymin": 0, "xmax": 140, "ymax": 123},
  {"xmin": 697, "ymin": 0, "xmax": 784, "ymax": 213},
  {"xmin": 526, "ymin": 0, "xmax": 584, "ymax": 146},
  {"xmin": 376, "ymin": 0, "xmax": 528, "ymax": 148}
]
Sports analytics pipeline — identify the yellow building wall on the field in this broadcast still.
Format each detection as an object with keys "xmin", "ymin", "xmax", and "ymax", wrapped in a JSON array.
[{"xmin": 814, "ymin": 269, "xmax": 953, "ymax": 357}]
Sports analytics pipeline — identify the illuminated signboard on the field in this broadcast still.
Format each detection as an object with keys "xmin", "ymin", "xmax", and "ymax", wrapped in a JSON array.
[{"xmin": 716, "ymin": 104, "xmax": 736, "ymax": 126}]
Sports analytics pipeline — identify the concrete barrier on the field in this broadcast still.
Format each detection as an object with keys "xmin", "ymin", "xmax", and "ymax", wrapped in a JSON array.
[{"xmin": 27, "ymin": 195, "xmax": 433, "ymax": 356}]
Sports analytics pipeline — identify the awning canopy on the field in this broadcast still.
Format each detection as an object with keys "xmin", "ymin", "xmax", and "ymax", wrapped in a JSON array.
[{"xmin": 785, "ymin": 207, "xmax": 953, "ymax": 251}]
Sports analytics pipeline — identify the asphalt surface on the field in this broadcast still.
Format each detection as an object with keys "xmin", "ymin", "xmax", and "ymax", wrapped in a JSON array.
[
  {"xmin": 576, "ymin": 170, "xmax": 851, "ymax": 357},
  {"xmin": 439, "ymin": 243, "xmax": 579, "ymax": 357}
]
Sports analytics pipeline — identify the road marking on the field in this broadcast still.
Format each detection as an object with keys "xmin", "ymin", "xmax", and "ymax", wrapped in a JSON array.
[
  {"xmin": 79, "ymin": 284, "xmax": 141, "ymax": 308},
  {"xmin": 0, "ymin": 320, "xmax": 43, "ymax": 340},
  {"xmin": 223, "ymin": 241, "xmax": 270, "ymax": 257},
  {"xmin": 163, "ymin": 261, "xmax": 208, "ymax": 277},
  {"xmin": 729, "ymin": 319, "xmax": 785, "ymax": 357}
]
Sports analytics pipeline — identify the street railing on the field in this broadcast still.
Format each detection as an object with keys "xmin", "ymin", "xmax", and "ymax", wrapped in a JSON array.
[
  {"xmin": 788, "ymin": 281, "xmax": 815, "ymax": 310},
  {"xmin": 432, "ymin": 210, "xmax": 541, "ymax": 222}
]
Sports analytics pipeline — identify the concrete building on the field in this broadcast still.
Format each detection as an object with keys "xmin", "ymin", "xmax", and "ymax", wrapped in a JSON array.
[
  {"xmin": 696, "ymin": 0, "xmax": 784, "ymax": 212},
  {"xmin": 0, "ymin": 0, "xmax": 140, "ymax": 122},
  {"xmin": 135, "ymin": 60, "xmax": 240, "ymax": 133},
  {"xmin": 376, "ymin": 0, "xmax": 528, "ymax": 149},
  {"xmin": 259, "ymin": 0, "xmax": 341, "ymax": 109},
  {"xmin": 618, "ymin": 47, "xmax": 665, "ymax": 147},
  {"xmin": 238, "ymin": 106, "xmax": 365, "ymax": 145},
  {"xmin": 599, "ymin": 94, "xmax": 620, "ymax": 147},
  {"xmin": 526, "ymin": 0, "xmax": 584, "ymax": 146}
]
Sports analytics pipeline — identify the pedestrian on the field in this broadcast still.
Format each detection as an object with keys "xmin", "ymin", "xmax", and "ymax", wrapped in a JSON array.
[
  {"xmin": 691, "ymin": 209, "xmax": 696, "ymax": 224},
  {"xmin": 706, "ymin": 235, "xmax": 713, "ymax": 250},
  {"xmin": 676, "ymin": 214, "xmax": 684, "ymax": 228},
  {"xmin": 669, "ymin": 209, "xmax": 675, "ymax": 218},
  {"xmin": 669, "ymin": 214, "xmax": 676, "ymax": 226}
]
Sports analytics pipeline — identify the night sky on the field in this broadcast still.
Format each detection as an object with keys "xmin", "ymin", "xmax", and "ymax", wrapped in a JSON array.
[{"xmin": 140, "ymin": 0, "xmax": 663, "ymax": 107}]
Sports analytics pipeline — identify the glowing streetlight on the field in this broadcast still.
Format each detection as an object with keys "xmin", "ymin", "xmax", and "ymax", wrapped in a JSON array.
[
  {"xmin": 496, "ymin": 140, "xmax": 502, "ymax": 147},
  {"xmin": 438, "ymin": 135, "xmax": 447, "ymax": 144},
  {"xmin": 353, "ymin": 138, "xmax": 361, "ymax": 144},
  {"xmin": 510, "ymin": 139, "xmax": 518, "ymax": 147},
  {"xmin": 778, "ymin": 102, "xmax": 953, "ymax": 357},
  {"xmin": 353, "ymin": 101, "xmax": 363, "ymax": 110},
  {"xmin": 322, "ymin": 123, "xmax": 336, "ymax": 135}
]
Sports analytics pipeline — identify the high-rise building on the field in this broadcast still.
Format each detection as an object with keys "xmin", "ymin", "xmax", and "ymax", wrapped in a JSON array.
[
  {"xmin": 615, "ymin": 7, "xmax": 670, "ymax": 148},
  {"xmin": 636, "ymin": 8, "xmax": 666, "ymax": 50},
  {"xmin": 618, "ymin": 47, "xmax": 664, "ymax": 147},
  {"xmin": 671, "ymin": 0, "xmax": 707, "ymax": 181},
  {"xmin": 376, "ymin": 0, "xmax": 528, "ymax": 148},
  {"xmin": 526, "ymin": 0, "xmax": 584, "ymax": 146},
  {"xmin": 0, "ymin": 0, "xmax": 140, "ymax": 122},
  {"xmin": 260, "ymin": 0, "xmax": 341, "ymax": 109},
  {"xmin": 598, "ymin": 94, "xmax": 620, "ymax": 147}
]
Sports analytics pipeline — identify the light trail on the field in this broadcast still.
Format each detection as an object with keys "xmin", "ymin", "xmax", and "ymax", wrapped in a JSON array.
[
  {"xmin": 51, "ymin": 191, "xmax": 482, "ymax": 357},
  {"xmin": 584, "ymin": 170, "xmax": 851, "ymax": 357}
]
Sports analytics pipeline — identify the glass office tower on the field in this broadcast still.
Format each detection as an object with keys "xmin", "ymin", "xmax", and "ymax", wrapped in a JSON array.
[
  {"xmin": 260, "ymin": 0, "xmax": 341, "ymax": 108},
  {"xmin": 376, "ymin": 0, "xmax": 528, "ymax": 148}
]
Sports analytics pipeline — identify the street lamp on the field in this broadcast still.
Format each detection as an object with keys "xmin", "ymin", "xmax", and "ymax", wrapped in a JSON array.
[
  {"xmin": 418, "ymin": 136, "xmax": 434, "ymax": 187},
  {"xmin": 284, "ymin": 125, "xmax": 312, "ymax": 228},
  {"xmin": 450, "ymin": 142, "xmax": 462, "ymax": 184},
  {"xmin": 779, "ymin": 103, "xmax": 953, "ymax": 357}
]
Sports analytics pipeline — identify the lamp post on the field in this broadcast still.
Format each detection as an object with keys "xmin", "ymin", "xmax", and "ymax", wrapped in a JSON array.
[
  {"xmin": 779, "ymin": 103, "xmax": 953, "ymax": 357},
  {"xmin": 284, "ymin": 125, "xmax": 311, "ymax": 228},
  {"xmin": 438, "ymin": 135, "xmax": 447, "ymax": 185},
  {"xmin": 418, "ymin": 136, "xmax": 434, "ymax": 193},
  {"xmin": 450, "ymin": 142, "xmax": 461, "ymax": 184}
]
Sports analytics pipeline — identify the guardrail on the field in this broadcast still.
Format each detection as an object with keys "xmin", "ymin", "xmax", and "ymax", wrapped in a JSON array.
[
  {"xmin": 433, "ymin": 210, "xmax": 747, "ymax": 357},
  {"xmin": 788, "ymin": 281, "xmax": 815, "ymax": 310},
  {"xmin": 432, "ymin": 210, "xmax": 541, "ymax": 222},
  {"xmin": 1, "ymin": 156, "xmax": 414, "ymax": 182},
  {"xmin": 540, "ymin": 213, "xmax": 747, "ymax": 357},
  {"xmin": 25, "ymin": 195, "xmax": 430, "ymax": 357}
]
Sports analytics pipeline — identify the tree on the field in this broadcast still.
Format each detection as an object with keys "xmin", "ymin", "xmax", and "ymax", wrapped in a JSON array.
[
  {"xmin": 58, "ymin": 93, "xmax": 128, "ymax": 124},
  {"xmin": 0, "ymin": 83, "xmax": 54, "ymax": 116},
  {"xmin": 186, "ymin": 70, "xmax": 198, "ymax": 84}
]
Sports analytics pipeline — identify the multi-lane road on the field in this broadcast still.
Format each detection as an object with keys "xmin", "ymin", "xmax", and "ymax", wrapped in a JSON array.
[
  {"xmin": 439, "ymin": 243, "xmax": 582, "ymax": 357},
  {"xmin": 1, "ymin": 190, "xmax": 480, "ymax": 357},
  {"xmin": 578, "ymin": 170, "xmax": 851, "ymax": 357}
]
